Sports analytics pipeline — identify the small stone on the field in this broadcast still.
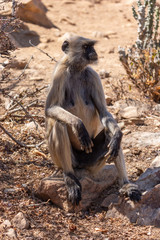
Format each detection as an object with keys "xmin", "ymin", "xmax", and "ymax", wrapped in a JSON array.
[
  {"xmin": 118, "ymin": 121, "xmax": 125, "ymax": 129},
  {"xmin": 108, "ymin": 48, "xmax": 115, "ymax": 54},
  {"xmin": 123, "ymin": 149, "xmax": 130, "ymax": 154},
  {"xmin": 12, "ymin": 212, "xmax": 30, "ymax": 230},
  {"xmin": 92, "ymin": 31, "xmax": 105, "ymax": 38},
  {"xmin": 122, "ymin": 129, "xmax": 131, "ymax": 135},
  {"xmin": 105, "ymin": 96, "xmax": 112, "ymax": 106},
  {"xmin": 4, "ymin": 188, "xmax": 17, "ymax": 193},
  {"xmin": 154, "ymin": 104, "xmax": 160, "ymax": 112},
  {"xmin": 5, "ymin": 58, "xmax": 28, "ymax": 69},
  {"xmin": 154, "ymin": 119, "xmax": 160, "ymax": 127},
  {"xmin": 119, "ymin": 106, "xmax": 139, "ymax": 119},
  {"xmin": 23, "ymin": 122, "xmax": 43, "ymax": 133},
  {"xmin": 99, "ymin": 69, "xmax": 110, "ymax": 79},
  {"xmin": 150, "ymin": 155, "xmax": 160, "ymax": 168},
  {"xmin": 0, "ymin": 220, "xmax": 11, "ymax": 230},
  {"xmin": 6, "ymin": 228, "xmax": 17, "ymax": 239}
]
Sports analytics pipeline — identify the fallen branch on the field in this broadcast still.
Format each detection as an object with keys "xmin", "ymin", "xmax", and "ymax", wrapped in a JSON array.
[
  {"xmin": 26, "ymin": 199, "xmax": 51, "ymax": 207},
  {"xmin": 29, "ymin": 40, "xmax": 57, "ymax": 62},
  {"xmin": 8, "ymin": 114, "xmax": 45, "ymax": 119},
  {"xmin": 8, "ymin": 100, "xmax": 38, "ymax": 114},
  {"xmin": 0, "ymin": 124, "xmax": 45, "ymax": 148}
]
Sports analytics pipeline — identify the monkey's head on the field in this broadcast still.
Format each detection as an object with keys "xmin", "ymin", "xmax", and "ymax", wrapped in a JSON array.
[{"xmin": 61, "ymin": 35, "xmax": 98, "ymax": 69}]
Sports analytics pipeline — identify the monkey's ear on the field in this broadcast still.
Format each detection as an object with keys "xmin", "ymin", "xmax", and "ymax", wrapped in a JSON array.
[{"xmin": 62, "ymin": 40, "xmax": 69, "ymax": 53}]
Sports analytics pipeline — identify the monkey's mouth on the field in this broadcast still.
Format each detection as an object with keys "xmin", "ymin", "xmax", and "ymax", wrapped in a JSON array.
[{"xmin": 89, "ymin": 52, "xmax": 98, "ymax": 62}]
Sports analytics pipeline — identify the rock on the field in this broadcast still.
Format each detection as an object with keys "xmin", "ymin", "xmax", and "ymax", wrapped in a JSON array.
[
  {"xmin": 36, "ymin": 165, "xmax": 118, "ymax": 212},
  {"xmin": 99, "ymin": 69, "xmax": 110, "ymax": 79},
  {"xmin": 4, "ymin": 188, "xmax": 18, "ymax": 193},
  {"xmin": 150, "ymin": 155, "xmax": 160, "ymax": 168},
  {"xmin": 105, "ymin": 96, "xmax": 112, "ymax": 106},
  {"xmin": 6, "ymin": 228, "xmax": 17, "ymax": 239},
  {"xmin": 114, "ymin": 99, "xmax": 149, "ymax": 116},
  {"xmin": 92, "ymin": 31, "xmax": 108, "ymax": 38},
  {"xmin": 154, "ymin": 104, "xmax": 160, "ymax": 112},
  {"xmin": 154, "ymin": 119, "xmax": 160, "ymax": 127},
  {"xmin": 125, "ymin": 118, "xmax": 145, "ymax": 126},
  {"xmin": 122, "ymin": 129, "xmax": 131, "ymax": 135},
  {"xmin": 16, "ymin": 0, "xmax": 55, "ymax": 28},
  {"xmin": 92, "ymin": 31, "xmax": 117, "ymax": 38},
  {"xmin": 12, "ymin": 212, "xmax": 30, "ymax": 230},
  {"xmin": 119, "ymin": 106, "xmax": 139, "ymax": 119},
  {"xmin": 123, "ymin": 132, "xmax": 160, "ymax": 148},
  {"xmin": 101, "ymin": 194, "xmax": 119, "ymax": 208},
  {"xmin": 106, "ymin": 184, "xmax": 160, "ymax": 227},
  {"xmin": 108, "ymin": 48, "xmax": 115, "ymax": 54},
  {"xmin": 0, "ymin": 220, "xmax": 11, "ymax": 230},
  {"xmin": 23, "ymin": 122, "xmax": 43, "ymax": 133},
  {"xmin": 118, "ymin": 121, "xmax": 125, "ymax": 129},
  {"xmin": 136, "ymin": 167, "xmax": 160, "ymax": 192},
  {"xmin": 4, "ymin": 58, "xmax": 28, "ymax": 69}
]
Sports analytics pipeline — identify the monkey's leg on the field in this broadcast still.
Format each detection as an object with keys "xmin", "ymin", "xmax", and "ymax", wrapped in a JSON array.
[
  {"xmin": 48, "ymin": 122, "xmax": 82, "ymax": 205},
  {"xmin": 114, "ymin": 148, "xmax": 141, "ymax": 202}
]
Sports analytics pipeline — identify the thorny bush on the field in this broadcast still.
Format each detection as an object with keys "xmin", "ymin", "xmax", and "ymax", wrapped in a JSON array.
[{"xmin": 119, "ymin": 0, "xmax": 160, "ymax": 102}]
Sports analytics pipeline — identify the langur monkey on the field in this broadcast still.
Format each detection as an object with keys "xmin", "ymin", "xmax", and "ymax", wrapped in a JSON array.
[{"xmin": 45, "ymin": 34, "xmax": 141, "ymax": 205}]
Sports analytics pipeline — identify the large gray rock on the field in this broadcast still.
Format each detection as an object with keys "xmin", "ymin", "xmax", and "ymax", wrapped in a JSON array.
[
  {"xmin": 106, "ymin": 184, "xmax": 160, "ymax": 227},
  {"xmin": 105, "ymin": 164, "xmax": 160, "ymax": 227},
  {"xmin": 36, "ymin": 165, "xmax": 118, "ymax": 212},
  {"xmin": 136, "ymin": 167, "xmax": 160, "ymax": 192}
]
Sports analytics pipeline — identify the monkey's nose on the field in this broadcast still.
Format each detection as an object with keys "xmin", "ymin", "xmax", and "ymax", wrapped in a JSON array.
[{"xmin": 89, "ymin": 52, "xmax": 98, "ymax": 61}]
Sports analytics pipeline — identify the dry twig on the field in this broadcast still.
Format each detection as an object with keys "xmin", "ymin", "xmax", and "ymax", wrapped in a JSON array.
[
  {"xmin": 29, "ymin": 40, "xmax": 57, "ymax": 62},
  {"xmin": 0, "ymin": 123, "xmax": 45, "ymax": 148},
  {"xmin": 26, "ymin": 199, "xmax": 51, "ymax": 207}
]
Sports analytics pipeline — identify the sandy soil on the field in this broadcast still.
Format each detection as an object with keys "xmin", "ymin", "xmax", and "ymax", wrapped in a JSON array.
[{"xmin": 0, "ymin": 0, "xmax": 160, "ymax": 239}]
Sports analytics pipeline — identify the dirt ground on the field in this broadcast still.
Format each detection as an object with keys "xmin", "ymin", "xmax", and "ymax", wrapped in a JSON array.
[{"xmin": 0, "ymin": 0, "xmax": 160, "ymax": 239}]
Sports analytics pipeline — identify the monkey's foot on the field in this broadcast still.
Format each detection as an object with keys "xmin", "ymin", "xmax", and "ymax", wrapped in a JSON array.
[
  {"xmin": 119, "ymin": 183, "xmax": 141, "ymax": 202},
  {"xmin": 63, "ymin": 172, "xmax": 82, "ymax": 205}
]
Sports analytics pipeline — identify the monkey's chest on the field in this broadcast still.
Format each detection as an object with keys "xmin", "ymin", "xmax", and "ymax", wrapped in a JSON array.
[
  {"xmin": 66, "ymin": 93, "xmax": 96, "ymax": 118},
  {"xmin": 66, "ymin": 94, "xmax": 100, "ymax": 137}
]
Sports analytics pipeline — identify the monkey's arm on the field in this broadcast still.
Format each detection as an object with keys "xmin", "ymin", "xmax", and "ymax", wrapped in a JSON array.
[
  {"xmin": 100, "ymin": 109, "xmax": 122, "ymax": 159},
  {"xmin": 45, "ymin": 105, "xmax": 93, "ymax": 153},
  {"xmin": 88, "ymin": 68, "xmax": 122, "ymax": 159}
]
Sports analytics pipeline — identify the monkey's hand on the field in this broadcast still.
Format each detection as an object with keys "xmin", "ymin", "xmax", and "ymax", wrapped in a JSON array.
[
  {"xmin": 63, "ymin": 172, "xmax": 82, "ymax": 205},
  {"xmin": 73, "ymin": 120, "xmax": 93, "ymax": 153},
  {"xmin": 107, "ymin": 129, "xmax": 122, "ymax": 160},
  {"xmin": 119, "ymin": 183, "xmax": 141, "ymax": 202}
]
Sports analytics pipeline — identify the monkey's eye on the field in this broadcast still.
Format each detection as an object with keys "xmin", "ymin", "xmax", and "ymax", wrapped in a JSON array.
[
  {"xmin": 83, "ymin": 44, "xmax": 88, "ymax": 49},
  {"xmin": 62, "ymin": 40, "xmax": 69, "ymax": 53}
]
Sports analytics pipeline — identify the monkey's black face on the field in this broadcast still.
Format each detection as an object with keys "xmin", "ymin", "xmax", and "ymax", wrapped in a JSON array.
[
  {"xmin": 82, "ymin": 44, "xmax": 98, "ymax": 63},
  {"xmin": 61, "ymin": 37, "xmax": 98, "ymax": 68}
]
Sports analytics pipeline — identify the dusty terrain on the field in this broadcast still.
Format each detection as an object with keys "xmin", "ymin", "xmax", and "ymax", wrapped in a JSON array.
[{"xmin": 0, "ymin": 0, "xmax": 160, "ymax": 239}]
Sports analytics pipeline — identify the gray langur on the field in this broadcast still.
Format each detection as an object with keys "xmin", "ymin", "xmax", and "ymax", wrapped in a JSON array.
[{"xmin": 45, "ymin": 34, "xmax": 141, "ymax": 205}]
